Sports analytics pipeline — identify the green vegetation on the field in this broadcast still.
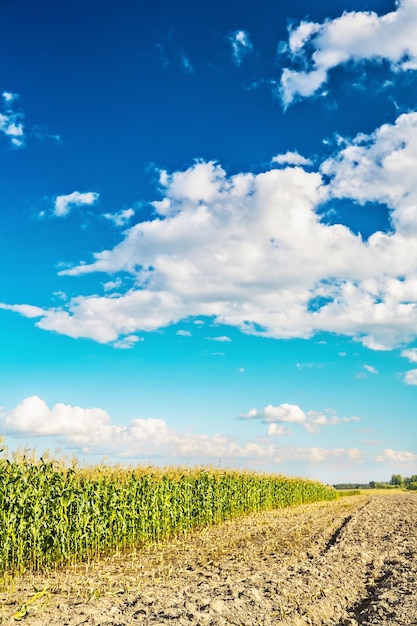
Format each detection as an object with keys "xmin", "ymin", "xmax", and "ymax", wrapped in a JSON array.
[
  {"xmin": 333, "ymin": 489, "xmax": 361, "ymax": 497},
  {"xmin": 0, "ymin": 446, "xmax": 337, "ymax": 575},
  {"xmin": 388, "ymin": 473, "xmax": 417, "ymax": 489},
  {"xmin": 334, "ymin": 474, "xmax": 417, "ymax": 491}
]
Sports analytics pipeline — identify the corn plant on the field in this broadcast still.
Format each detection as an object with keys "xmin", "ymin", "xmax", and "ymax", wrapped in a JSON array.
[{"xmin": 0, "ymin": 445, "xmax": 337, "ymax": 575}]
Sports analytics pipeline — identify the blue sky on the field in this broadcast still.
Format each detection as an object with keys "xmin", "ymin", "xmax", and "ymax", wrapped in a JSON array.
[{"xmin": 1, "ymin": 0, "xmax": 417, "ymax": 483}]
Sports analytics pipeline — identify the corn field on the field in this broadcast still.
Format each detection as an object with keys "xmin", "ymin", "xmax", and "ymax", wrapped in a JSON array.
[{"xmin": 0, "ymin": 449, "xmax": 337, "ymax": 575}]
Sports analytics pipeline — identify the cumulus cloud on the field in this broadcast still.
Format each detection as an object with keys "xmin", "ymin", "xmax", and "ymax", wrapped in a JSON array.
[
  {"xmin": 272, "ymin": 151, "xmax": 312, "ymax": 167},
  {"xmin": 0, "ymin": 91, "xmax": 24, "ymax": 147},
  {"xmin": 374, "ymin": 448, "xmax": 417, "ymax": 463},
  {"xmin": 241, "ymin": 403, "xmax": 360, "ymax": 434},
  {"xmin": 4, "ymin": 396, "xmax": 116, "ymax": 443},
  {"xmin": 242, "ymin": 403, "xmax": 306, "ymax": 424},
  {"xmin": 364, "ymin": 364, "xmax": 378, "ymax": 374},
  {"xmin": 280, "ymin": 0, "xmax": 417, "ymax": 106},
  {"xmin": 32, "ymin": 290, "xmax": 187, "ymax": 343},
  {"xmin": 54, "ymin": 191, "xmax": 99, "ymax": 217},
  {"xmin": 1, "ymin": 395, "xmax": 364, "ymax": 466},
  {"xmin": 322, "ymin": 113, "xmax": 417, "ymax": 232},
  {"xmin": 229, "ymin": 29, "xmax": 253, "ymax": 66},
  {"xmin": 4, "ymin": 111, "xmax": 417, "ymax": 351}
]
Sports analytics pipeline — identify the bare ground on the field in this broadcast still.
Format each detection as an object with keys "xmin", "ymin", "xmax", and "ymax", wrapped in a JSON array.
[{"xmin": 1, "ymin": 493, "xmax": 416, "ymax": 625}]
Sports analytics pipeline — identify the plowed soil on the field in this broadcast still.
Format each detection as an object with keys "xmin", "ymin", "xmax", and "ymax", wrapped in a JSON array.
[{"xmin": 1, "ymin": 493, "xmax": 416, "ymax": 625}]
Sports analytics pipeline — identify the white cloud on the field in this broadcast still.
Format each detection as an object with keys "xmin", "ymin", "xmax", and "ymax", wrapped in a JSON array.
[
  {"xmin": 209, "ymin": 335, "xmax": 232, "ymax": 342},
  {"xmin": 0, "ymin": 91, "xmax": 59, "ymax": 147},
  {"xmin": 1, "ymin": 395, "xmax": 364, "ymax": 466},
  {"xmin": 3, "ymin": 396, "xmax": 117, "ymax": 443},
  {"xmin": 0, "ymin": 91, "xmax": 24, "ymax": 147},
  {"xmin": 2, "ymin": 91, "xmax": 18, "ymax": 103},
  {"xmin": 401, "ymin": 348, "xmax": 417, "ymax": 362},
  {"xmin": 272, "ymin": 151, "xmax": 312, "ymax": 167},
  {"xmin": 404, "ymin": 368, "xmax": 417, "ymax": 385},
  {"xmin": 177, "ymin": 329, "xmax": 192, "ymax": 337},
  {"xmin": 375, "ymin": 448, "xmax": 417, "ymax": 463},
  {"xmin": 0, "ymin": 395, "xmax": 282, "ymax": 460},
  {"xmin": 288, "ymin": 447, "xmax": 364, "ymax": 463},
  {"xmin": 266, "ymin": 423, "xmax": 292, "ymax": 437},
  {"xmin": 54, "ymin": 191, "xmax": 99, "ymax": 217},
  {"xmin": 229, "ymin": 30, "xmax": 253, "ymax": 66},
  {"xmin": 241, "ymin": 403, "xmax": 360, "ymax": 434},
  {"xmin": 113, "ymin": 335, "xmax": 143, "ymax": 349},
  {"xmin": 4, "ymin": 112, "xmax": 417, "ymax": 350},
  {"xmin": 322, "ymin": 113, "xmax": 417, "ymax": 233},
  {"xmin": 0, "ymin": 303, "xmax": 46, "ymax": 318},
  {"xmin": 104, "ymin": 207, "xmax": 134, "ymax": 227},
  {"xmin": 364, "ymin": 364, "xmax": 378, "ymax": 374},
  {"xmin": 280, "ymin": 0, "xmax": 417, "ymax": 106},
  {"xmin": 303, "ymin": 412, "xmax": 360, "ymax": 434},
  {"xmin": 242, "ymin": 403, "xmax": 306, "ymax": 424},
  {"xmin": 103, "ymin": 278, "xmax": 123, "ymax": 292},
  {"xmin": 32, "ymin": 290, "xmax": 187, "ymax": 342}
]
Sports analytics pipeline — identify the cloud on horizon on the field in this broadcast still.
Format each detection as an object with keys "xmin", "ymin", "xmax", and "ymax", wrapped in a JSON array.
[
  {"xmin": 374, "ymin": 448, "xmax": 417, "ymax": 463},
  {"xmin": 2, "ymin": 395, "xmax": 365, "ymax": 466}
]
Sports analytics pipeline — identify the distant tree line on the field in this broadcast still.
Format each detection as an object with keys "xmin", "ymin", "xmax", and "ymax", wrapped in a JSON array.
[
  {"xmin": 334, "ymin": 474, "xmax": 417, "ymax": 491},
  {"xmin": 386, "ymin": 474, "xmax": 417, "ymax": 489}
]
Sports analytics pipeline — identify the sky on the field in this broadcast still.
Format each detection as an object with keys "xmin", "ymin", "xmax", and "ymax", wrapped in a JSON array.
[{"xmin": 0, "ymin": 0, "xmax": 416, "ymax": 483}]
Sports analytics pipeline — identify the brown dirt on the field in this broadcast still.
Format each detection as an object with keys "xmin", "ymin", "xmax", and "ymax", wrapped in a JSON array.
[{"xmin": 1, "ymin": 493, "xmax": 416, "ymax": 625}]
